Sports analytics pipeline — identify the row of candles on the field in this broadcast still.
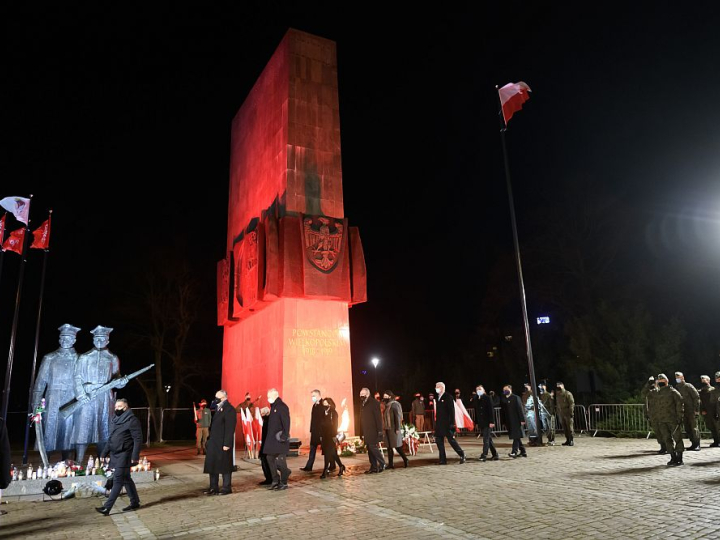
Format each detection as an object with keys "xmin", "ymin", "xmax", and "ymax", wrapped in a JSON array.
[{"xmin": 10, "ymin": 456, "xmax": 155, "ymax": 481}]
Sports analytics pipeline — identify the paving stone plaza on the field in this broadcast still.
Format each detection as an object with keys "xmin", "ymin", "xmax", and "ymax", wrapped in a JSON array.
[{"xmin": 2, "ymin": 435, "xmax": 719, "ymax": 539}]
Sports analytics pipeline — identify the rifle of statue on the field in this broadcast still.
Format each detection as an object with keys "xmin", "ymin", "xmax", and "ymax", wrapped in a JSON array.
[{"xmin": 59, "ymin": 364, "xmax": 155, "ymax": 419}]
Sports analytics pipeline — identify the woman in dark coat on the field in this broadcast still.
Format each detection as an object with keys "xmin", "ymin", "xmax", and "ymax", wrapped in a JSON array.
[
  {"xmin": 320, "ymin": 397, "xmax": 345, "ymax": 478},
  {"xmin": 501, "ymin": 385, "xmax": 527, "ymax": 458}
]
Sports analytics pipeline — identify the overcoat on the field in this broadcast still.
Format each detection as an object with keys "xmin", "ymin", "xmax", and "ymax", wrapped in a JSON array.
[
  {"xmin": 101, "ymin": 409, "xmax": 142, "ymax": 468},
  {"xmin": 360, "ymin": 397, "xmax": 383, "ymax": 445},
  {"xmin": 203, "ymin": 401, "xmax": 237, "ymax": 474},
  {"xmin": 263, "ymin": 397, "xmax": 291, "ymax": 455}
]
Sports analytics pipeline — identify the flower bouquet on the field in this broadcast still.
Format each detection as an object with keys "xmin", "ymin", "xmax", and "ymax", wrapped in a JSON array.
[{"xmin": 401, "ymin": 423, "xmax": 420, "ymax": 456}]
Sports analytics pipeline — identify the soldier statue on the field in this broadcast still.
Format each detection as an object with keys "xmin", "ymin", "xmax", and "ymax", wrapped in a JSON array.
[
  {"xmin": 72, "ymin": 325, "xmax": 127, "ymax": 465},
  {"xmin": 32, "ymin": 323, "xmax": 82, "ymax": 461}
]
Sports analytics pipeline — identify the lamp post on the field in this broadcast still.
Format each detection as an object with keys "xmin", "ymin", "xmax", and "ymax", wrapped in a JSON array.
[{"xmin": 371, "ymin": 357, "xmax": 380, "ymax": 392}]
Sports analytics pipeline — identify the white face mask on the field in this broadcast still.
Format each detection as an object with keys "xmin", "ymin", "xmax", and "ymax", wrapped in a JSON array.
[
  {"xmin": 268, "ymin": 397, "xmax": 276, "ymax": 404},
  {"xmin": 311, "ymin": 396, "xmax": 318, "ymax": 403},
  {"xmin": 477, "ymin": 390, "xmax": 484, "ymax": 396},
  {"xmin": 435, "ymin": 388, "xmax": 442, "ymax": 394},
  {"xmin": 675, "ymin": 378, "xmax": 682, "ymax": 384}
]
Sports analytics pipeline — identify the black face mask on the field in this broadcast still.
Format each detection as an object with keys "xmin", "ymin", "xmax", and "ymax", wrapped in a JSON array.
[
  {"xmin": 210, "ymin": 398, "xmax": 220, "ymax": 410},
  {"xmin": 115, "ymin": 409, "xmax": 126, "ymax": 417},
  {"xmin": 383, "ymin": 397, "xmax": 390, "ymax": 402},
  {"xmin": 658, "ymin": 382, "xmax": 667, "ymax": 387},
  {"xmin": 538, "ymin": 388, "xmax": 545, "ymax": 394}
]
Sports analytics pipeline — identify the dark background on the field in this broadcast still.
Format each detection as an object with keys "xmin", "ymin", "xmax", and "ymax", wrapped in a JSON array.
[{"xmin": 2, "ymin": 3, "xmax": 720, "ymax": 439}]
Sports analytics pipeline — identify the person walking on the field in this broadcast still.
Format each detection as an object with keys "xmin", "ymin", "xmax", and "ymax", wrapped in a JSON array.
[
  {"xmin": 359, "ymin": 387, "xmax": 385, "ymax": 473},
  {"xmin": 473, "ymin": 385, "xmax": 498, "ymax": 461},
  {"xmin": 300, "ymin": 389, "xmax": 325, "ymax": 472},
  {"xmin": 264, "ymin": 388, "xmax": 291, "ymax": 490},
  {"xmin": 698, "ymin": 375, "xmax": 720, "ymax": 447},
  {"xmin": 319, "ymin": 397, "xmax": 345, "ymax": 478},
  {"xmin": 555, "ymin": 382, "xmax": 576, "ymax": 446},
  {"xmin": 654, "ymin": 374, "xmax": 685, "ymax": 466},
  {"xmin": 95, "ymin": 399, "xmax": 142, "ymax": 515},
  {"xmin": 434, "ymin": 382, "xmax": 466, "ymax": 464},
  {"xmin": 258, "ymin": 407, "xmax": 273, "ymax": 485},
  {"xmin": 411, "ymin": 394, "xmax": 425, "ymax": 432},
  {"xmin": 538, "ymin": 383, "xmax": 555, "ymax": 445},
  {"xmin": 195, "ymin": 399, "xmax": 211, "ymax": 455},
  {"xmin": 501, "ymin": 385, "xmax": 527, "ymax": 458},
  {"xmin": 675, "ymin": 372, "xmax": 701, "ymax": 451},
  {"xmin": 383, "ymin": 390, "xmax": 409, "ymax": 469},
  {"xmin": 203, "ymin": 390, "xmax": 237, "ymax": 495}
]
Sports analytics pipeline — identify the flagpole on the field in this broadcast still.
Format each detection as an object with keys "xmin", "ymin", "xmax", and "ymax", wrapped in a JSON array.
[
  {"xmin": 0, "ymin": 213, "xmax": 6, "ymax": 292},
  {"xmin": 1, "ymin": 195, "xmax": 33, "ymax": 422},
  {"xmin": 495, "ymin": 88, "xmax": 543, "ymax": 445},
  {"xmin": 22, "ymin": 210, "xmax": 52, "ymax": 465}
]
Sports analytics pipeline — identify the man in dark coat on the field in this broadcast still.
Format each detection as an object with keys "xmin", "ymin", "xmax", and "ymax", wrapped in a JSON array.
[
  {"xmin": 0, "ymin": 418, "xmax": 11, "ymax": 490},
  {"xmin": 473, "ymin": 385, "xmax": 498, "ymax": 461},
  {"xmin": 300, "ymin": 389, "xmax": 325, "ymax": 472},
  {"xmin": 258, "ymin": 407, "xmax": 273, "ymax": 485},
  {"xmin": 434, "ymin": 382, "xmax": 466, "ymax": 465},
  {"xmin": 203, "ymin": 389, "xmax": 237, "ymax": 495},
  {"xmin": 359, "ymin": 387, "xmax": 385, "ymax": 473},
  {"xmin": 95, "ymin": 398, "xmax": 142, "ymax": 515},
  {"xmin": 501, "ymin": 385, "xmax": 527, "ymax": 458},
  {"xmin": 264, "ymin": 388, "xmax": 291, "ymax": 490}
]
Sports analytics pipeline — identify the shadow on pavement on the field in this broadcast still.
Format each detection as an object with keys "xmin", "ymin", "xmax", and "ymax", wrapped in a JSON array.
[
  {"xmin": 572, "ymin": 464, "xmax": 666, "ymax": 477},
  {"xmin": 599, "ymin": 451, "xmax": 664, "ymax": 460}
]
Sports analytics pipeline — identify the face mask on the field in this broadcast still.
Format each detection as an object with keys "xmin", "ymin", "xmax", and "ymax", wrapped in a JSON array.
[
  {"xmin": 703, "ymin": 382, "xmax": 710, "ymax": 386},
  {"xmin": 675, "ymin": 378, "xmax": 682, "ymax": 384},
  {"xmin": 211, "ymin": 398, "xmax": 220, "ymax": 407},
  {"xmin": 503, "ymin": 390, "xmax": 510, "ymax": 396},
  {"xmin": 268, "ymin": 397, "xmax": 276, "ymax": 404},
  {"xmin": 115, "ymin": 409, "xmax": 126, "ymax": 417},
  {"xmin": 476, "ymin": 390, "xmax": 484, "ymax": 396},
  {"xmin": 311, "ymin": 396, "xmax": 318, "ymax": 403},
  {"xmin": 538, "ymin": 388, "xmax": 544, "ymax": 394},
  {"xmin": 556, "ymin": 387, "xmax": 563, "ymax": 391},
  {"xmin": 658, "ymin": 382, "xmax": 667, "ymax": 387},
  {"xmin": 383, "ymin": 397, "xmax": 390, "ymax": 402},
  {"xmin": 246, "ymin": 397, "xmax": 251, "ymax": 402},
  {"xmin": 435, "ymin": 388, "xmax": 441, "ymax": 394}
]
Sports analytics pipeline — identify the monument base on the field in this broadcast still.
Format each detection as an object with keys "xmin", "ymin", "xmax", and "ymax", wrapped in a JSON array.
[{"xmin": 1, "ymin": 471, "xmax": 157, "ymax": 501}]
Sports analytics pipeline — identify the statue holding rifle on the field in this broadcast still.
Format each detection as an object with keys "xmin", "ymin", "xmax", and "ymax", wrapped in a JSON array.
[{"xmin": 71, "ymin": 325, "xmax": 128, "ymax": 465}]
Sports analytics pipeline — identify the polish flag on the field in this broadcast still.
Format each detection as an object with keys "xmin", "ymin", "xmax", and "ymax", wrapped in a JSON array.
[
  {"xmin": 253, "ymin": 406, "xmax": 263, "ymax": 447},
  {"xmin": 454, "ymin": 399, "xmax": 475, "ymax": 430},
  {"xmin": 31, "ymin": 217, "xmax": 51, "ymax": 250},
  {"xmin": 0, "ymin": 214, "xmax": 5, "ymax": 243},
  {"xmin": 499, "ymin": 81, "xmax": 531, "ymax": 125},
  {"xmin": 0, "ymin": 196, "xmax": 31, "ymax": 225}
]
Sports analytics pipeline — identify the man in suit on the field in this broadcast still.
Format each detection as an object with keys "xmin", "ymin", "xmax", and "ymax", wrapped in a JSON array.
[
  {"xmin": 300, "ymin": 389, "xmax": 325, "ymax": 472},
  {"xmin": 264, "ymin": 388, "xmax": 292, "ymax": 490},
  {"xmin": 473, "ymin": 384, "xmax": 498, "ymax": 461},
  {"xmin": 95, "ymin": 398, "xmax": 142, "ymax": 515},
  {"xmin": 434, "ymin": 382, "xmax": 466, "ymax": 464},
  {"xmin": 202, "ymin": 390, "xmax": 237, "ymax": 495},
  {"xmin": 359, "ymin": 387, "xmax": 385, "ymax": 473}
]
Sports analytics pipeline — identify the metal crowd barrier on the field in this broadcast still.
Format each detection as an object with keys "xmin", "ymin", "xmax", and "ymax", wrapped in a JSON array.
[{"xmin": 587, "ymin": 404, "xmax": 649, "ymax": 436}]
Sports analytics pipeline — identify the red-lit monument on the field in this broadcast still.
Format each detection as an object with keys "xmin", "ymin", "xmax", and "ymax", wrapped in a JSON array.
[{"xmin": 217, "ymin": 29, "xmax": 367, "ymax": 443}]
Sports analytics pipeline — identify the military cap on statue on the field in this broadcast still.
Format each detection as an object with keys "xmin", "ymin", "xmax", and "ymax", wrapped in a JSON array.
[
  {"xmin": 58, "ymin": 324, "xmax": 81, "ymax": 336},
  {"xmin": 90, "ymin": 325, "xmax": 113, "ymax": 336}
]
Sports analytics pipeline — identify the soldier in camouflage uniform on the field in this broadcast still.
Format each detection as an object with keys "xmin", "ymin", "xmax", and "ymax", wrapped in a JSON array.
[
  {"xmin": 642, "ymin": 376, "xmax": 666, "ymax": 454},
  {"xmin": 698, "ymin": 375, "xmax": 720, "ymax": 447},
  {"xmin": 538, "ymin": 384, "xmax": 555, "ymax": 445},
  {"xmin": 555, "ymin": 382, "xmax": 575, "ymax": 446},
  {"xmin": 674, "ymin": 371, "xmax": 700, "ymax": 451},
  {"xmin": 655, "ymin": 373, "xmax": 685, "ymax": 466}
]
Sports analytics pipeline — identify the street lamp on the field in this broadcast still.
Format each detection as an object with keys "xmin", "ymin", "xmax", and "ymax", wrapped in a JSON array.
[{"xmin": 371, "ymin": 357, "xmax": 380, "ymax": 392}]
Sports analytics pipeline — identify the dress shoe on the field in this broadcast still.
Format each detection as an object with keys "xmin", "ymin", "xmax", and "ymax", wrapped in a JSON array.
[
  {"xmin": 385, "ymin": 465, "xmax": 395, "ymax": 469},
  {"xmin": 710, "ymin": 442, "xmax": 720, "ymax": 448},
  {"xmin": 364, "ymin": 469, "xmax": 378, "ymax": 474},
  {"xmin": 122, "ymin": 504, "xmax": 140, "ymax": 512},
  {"xmin": 490, "ymin": 455, "xmax": 499, "ymax": 461},
  {"xmin": 267, "ymin": 483, "xmax": 279, "ymax": 490},
  {"xmin": 376, "ymin": 465, "xmax": 385, "ymax": 473},
  {"xmin": 568, "ymin": 440, "xmax": 575, "ymax": 446},
  {"xmin": 458, "ymin": 455, "xmax": 467, "ymax": 464},
  {"xmin": 95, "ymin": 507, "xmax": 110, "ymax": 516},
  {"xmin": 203, "ymin": 488, "xmax": 218, "ymax": 495},
  {"xmin": 299, "ymin": 467, "xmax": 312, "ymax": 472},
  {"xmin": 508, "ymin": 452, "xmax": 518, "ymax": 459},
  {"xmin": 338, "ymin": 465, "xmax": 346, "ymax": 476},
  {"xmin": 274, "ymin": 483, "xmax": 288, "ymax": 490},
  {"xmin": 657, "ymin": 449, "xmax": 668, "ymax": 455},
  {"xmin": 320, "ymin": 471, "xmax": 329, "ymax": 479},
  {"xmin": 520, "ymin": 452, "xmax": 528, "ymax": 458},
  {"xmin": 258, "ymin": 480, "xmax": 273, "ymax": 485},
  {"xmin": 218, "ymin": 490, "xmax": 232, "ymax": 495},
  {"xmin": 478, "ymin": 455, "xmax": 487, "ymax": 462},
  {"xmin": 688, "ymin": 445, "xmax": 701, "ymax": 451},
  {"xmin": 437, "ymin": 461, "xmax": 448, "ymax": 465},
  {"xmin": 403, "ymin": 458, "xmax": 409, "ymax": 468}
]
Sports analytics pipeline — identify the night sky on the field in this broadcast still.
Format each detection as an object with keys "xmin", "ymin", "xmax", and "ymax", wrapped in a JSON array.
[{"xmin": 3, "ymin": 4, "xmax": 720, "ymax": 427}]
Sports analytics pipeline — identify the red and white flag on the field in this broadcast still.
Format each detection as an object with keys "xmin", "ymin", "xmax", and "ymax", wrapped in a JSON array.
[
  {"xmin": 31, "ymin": 217, "xmax": 51, "ymax": 250},
  {"xmin": 498, "ymin": 81, "xmax": 531, "ymax": 125},
  {"xmin": 0, "ymin": 214, "xmax": 5, "ymax": 244},
  {"xmin": 242, "ymin": 408, "xmax": 255, "ymax": 449},
  {"xmin": 253, "ymin": 406, "xmax": 263, "ymax": 447},
  {"xmin": 2, "ymin": 227, "xmax": 25, "ymax": 255},
  {"xmin": 0, "ymin": 196, "xmax": 31, "ymax": 225},
  {"xmin": 454, "ymin": 399, "xmax": 475, "ymax": 430}
]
